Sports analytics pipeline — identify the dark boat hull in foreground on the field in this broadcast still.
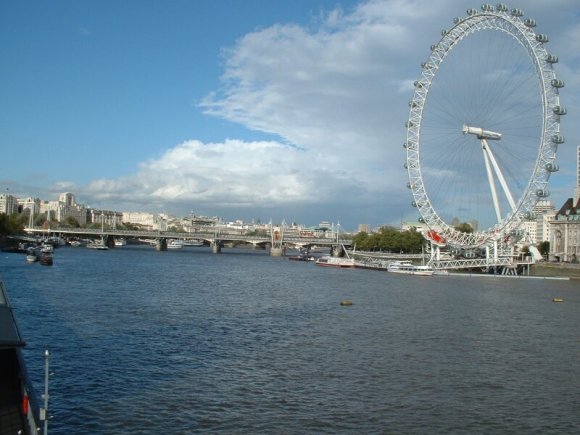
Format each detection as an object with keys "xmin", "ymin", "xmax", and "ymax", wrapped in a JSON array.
[{"xmin": 0, "ymin": 276, "xmax": 41, "ymax": 435}]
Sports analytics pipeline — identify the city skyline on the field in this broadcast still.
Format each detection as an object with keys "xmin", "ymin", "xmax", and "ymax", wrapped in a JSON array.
[{"xmin": 2, "ymin": 0, "xmax": 580, "ymax": 229}]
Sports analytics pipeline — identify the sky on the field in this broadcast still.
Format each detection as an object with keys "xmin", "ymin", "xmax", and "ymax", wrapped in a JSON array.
[{"xmin": 1, "ymin": 0, "xmax": 579, "ymax": 231}]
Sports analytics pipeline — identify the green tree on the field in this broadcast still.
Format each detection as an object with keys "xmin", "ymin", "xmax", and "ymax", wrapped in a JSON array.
[
  {"xmin": 537, "ymin": 241, "xmax": 550, "ymax": 256},
  {"xmin": 454, "ymin": 222, "xmax": 474, "ymax": 233},
  {"xmin": 64, "ymin": 216, "xmax": 80, "ymax": 227},
  {"xmin": 0, "ymin": 213, "xmax": 25, "ymax": 235}
]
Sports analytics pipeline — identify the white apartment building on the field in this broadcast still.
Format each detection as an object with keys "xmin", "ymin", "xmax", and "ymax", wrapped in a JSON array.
[
  {"xmin": 522, "ymin": 200, "xmax": 555, "ymax": 244},
  {"xmin": 122, "ymin": 211, "xmax": 167, "ymax": 231},
  {"xmin": 0, "ymin": 194, "xmax": 18, "ymax": 215},
  {"xmin": 88, "ymin": 209, "xmax": 123, "ymax": 227},
  {"xmin": 39, "ymin": 192, "xmax": 87, "ymax": 225}
]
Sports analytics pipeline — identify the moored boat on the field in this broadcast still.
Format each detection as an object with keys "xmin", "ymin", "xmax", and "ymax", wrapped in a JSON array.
[
  {"xmin": 167, "ymin": 239, "xmax": 184, "ymax": 249},
  {"xmin": 40, "ymin": 244, "xmax": 53, "ymax": 254},
  {"xmin": 387, "ymin": 261, "xmax": 433, "ymax": 276},
  {"xmin": 0, "ymin": 276, "xmax": 42, "ymax": 434},
  {"xmin": 114, "ymin": 238, "xmax": 127, "ymax": 247},
  {"xmin": 86, "ymin": 240, "xmax": 108, "ymax": 250},
  {"xmin": 25, "ymin": 248, "xmax": 38, "ymax": 263},
  {"xmin": 39, "ymin": 253, "xmax": 53, "ymax": 266}
]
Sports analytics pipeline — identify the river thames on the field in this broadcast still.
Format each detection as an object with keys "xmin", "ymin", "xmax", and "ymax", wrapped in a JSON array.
[{"xmin": 2, "ymin": 245, "xmax": 579, "ymax": 434}]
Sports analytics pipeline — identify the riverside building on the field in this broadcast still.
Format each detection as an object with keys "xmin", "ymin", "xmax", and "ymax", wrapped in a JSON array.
[{"xmin": 549, "ymin": 145, "xmax": 580, "ymax": 262}]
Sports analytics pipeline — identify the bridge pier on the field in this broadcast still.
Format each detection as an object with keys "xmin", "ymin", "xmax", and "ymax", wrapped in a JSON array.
[
  {"xmin": 105, "ymin": 235, "xmax": 115, "ymax": 249},
  {"xmin": 270, "ymin": 246, "xmax": 285, "ymax": 257},
  {"xmin": 156, "ymin": 238, "xmax": 167, "ymax": 251},
  {"xmin": 211, "ymin": 240, "xmax": 222, "ymax": 254}
]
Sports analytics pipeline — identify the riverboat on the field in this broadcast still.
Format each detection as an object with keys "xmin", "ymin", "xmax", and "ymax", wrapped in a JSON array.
[
  {"xmin": 25, "ymin": 248, "xmax": 38, "ymax": 263},
  {"xmin": 114, "ymin": 238, "xmax": 127, "ymax": 247},
  {"xmin": 40, "ymin": 244, "xmax": 53, "ymax": 254},
  {"xmin": 387, "ymin": 261, "xmax": 434, "ymax": 276},
  {"xmin": 39, "ymin": 253, "xmax": 53, "ymax": 266},
  {"xmin": 167, "ymin": 239, "xmax": 184, "ymax": 249}
]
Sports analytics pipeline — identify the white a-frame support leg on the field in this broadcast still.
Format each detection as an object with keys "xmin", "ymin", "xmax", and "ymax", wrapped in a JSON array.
[{"xmin": 481, "ymin": 138, "xmax": 517, "ymax": 222}]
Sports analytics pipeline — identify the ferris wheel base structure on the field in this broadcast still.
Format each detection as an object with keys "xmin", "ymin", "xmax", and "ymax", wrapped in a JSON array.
[{"xmin": 404, "ymin": 3, "xmax": 564, "ymax": 271}]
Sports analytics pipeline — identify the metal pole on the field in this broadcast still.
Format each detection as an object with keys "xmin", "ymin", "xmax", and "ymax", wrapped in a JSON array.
[{"xmin": 43, "ymin": 349, "xmax": 50, "ymax": 435}]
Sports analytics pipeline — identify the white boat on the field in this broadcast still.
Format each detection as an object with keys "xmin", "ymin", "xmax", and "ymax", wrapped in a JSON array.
[
  {"xmin": 315, "ymin": 256, "xmax": 356, "ymax": 268},
  {"xmin": 182, "ymin": 239, "xmax": 204, "ymax": 247},
  {"xmin": 167, "ymin": 239, "xmax": 184, "ymax": 249},
  {"xmin": 40, "ymin": 244, "xmax": 53, "ymax": 253},
  {"xmin": 387, "ymin": 261, "xmax": 433, "ymax": 276},
  {"xmin": 114, "ymin": 238, "xmax": 127, "ymax": 247},
  {"xmin": 86, "ymin": 240, "xmax": 109, "ymax": 250}
]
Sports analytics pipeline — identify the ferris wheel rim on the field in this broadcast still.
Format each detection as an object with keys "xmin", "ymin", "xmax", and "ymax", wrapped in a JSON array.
[{"xmin": 405, "ymin": 5, "xmax": 562, "ymax": 249}]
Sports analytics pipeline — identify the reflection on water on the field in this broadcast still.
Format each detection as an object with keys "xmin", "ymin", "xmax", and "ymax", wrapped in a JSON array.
[{"xmin": 2, "ymin": 245, "xmax": 579, "ymax": 433}]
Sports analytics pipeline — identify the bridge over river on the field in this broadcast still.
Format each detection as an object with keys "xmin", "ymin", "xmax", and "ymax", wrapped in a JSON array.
[{"xmin": 24, "ymin": 226, "xmax": 352, "ymax": 256}]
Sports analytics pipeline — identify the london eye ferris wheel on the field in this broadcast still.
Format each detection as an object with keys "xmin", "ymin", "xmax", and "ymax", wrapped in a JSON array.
[{"xmin": 405, "ymin": 4, "xmax": 565, "ymax": 251}]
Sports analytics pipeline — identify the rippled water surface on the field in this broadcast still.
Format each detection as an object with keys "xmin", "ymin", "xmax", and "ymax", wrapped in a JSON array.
[{"xmin": 2, "ymin": 245, "xmax": 580, "ymax": 433}]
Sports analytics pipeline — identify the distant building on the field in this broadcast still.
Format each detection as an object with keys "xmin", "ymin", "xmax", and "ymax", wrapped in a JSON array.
[
  {"xmin": 400, "ymin": 221, "xmax": 429, "ymax": 233},
  {"xmin": 0, "ymin": 194, "xmax": 18, "ymax": 215},
  {"xmin": 357, "ymin": 224, "xmax": 371, "ymax": 234},
  {"xmin": 17, "ymin": 197, "xmax": 40, "ymax": 216},
  {"xmin": 39, "ymin": 193, "xmax": 87, "ymax": 225},
  {"xmin": 522, "ymin": 200, "xmax": 555, "ymax": 244},
  {"xmin": 88, "ymin": 209, "xmax": 123, "ymax": 228},
  {"xmin": 122, "ymin": 211, "xmax": 166, "ymax": 231}
]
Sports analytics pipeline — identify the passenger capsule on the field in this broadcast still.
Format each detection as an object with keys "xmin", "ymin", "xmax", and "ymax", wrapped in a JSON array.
[
  {"xmin": 545, "ymin": 162, "xmax": 559, "ymax": 172},
  {"xmin": 536, "ymin": 34, "xmax": 548, "ymax": 43},
  {"xmin": 409, "ymin": 101, "xmax": 418, "ymax": 108},
  {"xmin": 536, "ymin": 189, "xmax": 549, "ymax": 198},
  {"xmin": 441, "ymin": 29, "xmax": 448, "ymax": 36},
  {"xmin": 552, "ymin": 134, "xmax": 565, "ymax": 144},
  {"xmin": 404, "ymin": 162, "xmax": 408, "ymax": 169},
  {"xmin": 551, "ymin": 79, "xmax": 565, "ymax": 88},
  {"xmin": 453, "ymin": 17, "xmax": 463, "ymax": 24},
  {"xmin": 524, "ymin": 18, "xmax": 536, "ymax": 27},
  {"xmin": 511, "ymin": 8, "xmax": 524, "ymax": 17},
  {"xmin": 481, "ymin": 4, "xmax": 493, "ymax": 12},
  {"xmin": 430, "ymin": 44, "xmax": 437, "ymax": 51},
  {"xmin": 405, "ymin": 121, "xmax": 414, "ymax": 128},
  {"xmin": 411, "ymin": 201, "xmax": 417, "ymax": 208},
  {"xmin": 406, "ymin": 182, "xmax": 412, "ymax": 189},
  {"xmin": 524, "ymin": 211, "xmax": 536, "ymax": 220},
  {"xmin": 496, "ymin": 4, "xmax": 508, "ymax": 12},
  {"xmin": 403, "ymin": 142, "xmax": 408, "ymax": 149},
  {"xmin": 418, "ymin": 217, "xmax": 425, "ymax": 223},
  {"xmin": 414, "ymin": 80, "xmax": 424, "ymax": 89},
  {"xmin": 553, "ymin": 106, "xmax": 567, "ymax": 115},
  {"xmin": 467, "ymin": 8, "xmax": 478, "ymax": 15},
  {"xmin": 546, "ymin": 54, "xmax": 559, "ymax": 64}
]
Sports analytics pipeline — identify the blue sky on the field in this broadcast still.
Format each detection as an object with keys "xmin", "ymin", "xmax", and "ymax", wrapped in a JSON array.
[{"xmin": 2, "ymin": 0, "xmax": 579, "ymax": 231}]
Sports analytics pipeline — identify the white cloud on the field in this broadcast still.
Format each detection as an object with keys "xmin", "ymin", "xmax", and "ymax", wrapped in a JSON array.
[{"xmin": 76, "ymin": 0, "xmax": 580, "ymax": 227}]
